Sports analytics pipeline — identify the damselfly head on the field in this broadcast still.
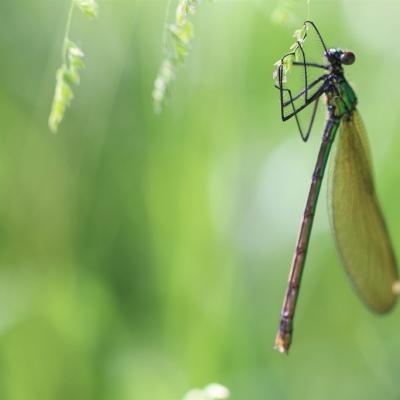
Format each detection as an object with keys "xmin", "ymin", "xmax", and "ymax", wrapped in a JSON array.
[{"xmin": 326, "ymin": 49, "xmax": 356, "ymax": 66}]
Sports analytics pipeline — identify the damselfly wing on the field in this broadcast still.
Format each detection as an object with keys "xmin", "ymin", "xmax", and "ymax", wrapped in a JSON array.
[{"xmin": 329, "ymin": 111, "xmax": 398, "ymax": 313}]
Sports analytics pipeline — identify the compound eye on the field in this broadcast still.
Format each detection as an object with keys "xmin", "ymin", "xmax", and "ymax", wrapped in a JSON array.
[{"xmin": 340, "ymin": 51, "xmax": 355, "ymax": 65}]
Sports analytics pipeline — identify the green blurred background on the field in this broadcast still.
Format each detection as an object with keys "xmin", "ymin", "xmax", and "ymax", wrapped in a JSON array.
[{"xmin": 1, "ymin": 0, "xmax": 400, "ymax": 399}]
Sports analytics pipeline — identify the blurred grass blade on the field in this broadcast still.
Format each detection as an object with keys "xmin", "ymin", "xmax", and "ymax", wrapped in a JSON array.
[
  {"xmin": 48, "ymin": 0, "xmax": 98, "ymax": 133},
  {"xmin": 329, "ymin": 111, "xmax": 398, "ymax": 312},
  {"xmin": 152, "ymin": 0, "xmax": 207, "ymax": 113}
]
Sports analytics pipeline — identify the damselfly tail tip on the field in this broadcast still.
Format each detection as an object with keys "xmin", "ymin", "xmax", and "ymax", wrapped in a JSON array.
[{"xmin": 274, "ymin": 333, "xmax": 291, "ymax": 354}]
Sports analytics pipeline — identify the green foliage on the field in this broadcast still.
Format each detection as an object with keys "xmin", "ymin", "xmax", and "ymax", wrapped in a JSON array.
[
  {"xmin": 48, "ymin": 0, "xmax": 98, "ymax": 133},
  {"xmin": 152, "ymin": 0, "xmax": 206, "ymax": 113},
  {"xmin": 272, "ymin": 22, "xmax": 308, "ymax": 85},
  {"xmin": 183, "ymin": 384, "xmax": 230, "ymax": 400},
  {"xmin": 48, "ymin": 42, "xmax": 85, "ymax": 133}
]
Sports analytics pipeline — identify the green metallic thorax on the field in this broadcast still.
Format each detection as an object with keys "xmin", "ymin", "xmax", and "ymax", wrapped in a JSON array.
[{"xmin": 326, "ymin": 76, "xmax": 358, "ymax": 117}]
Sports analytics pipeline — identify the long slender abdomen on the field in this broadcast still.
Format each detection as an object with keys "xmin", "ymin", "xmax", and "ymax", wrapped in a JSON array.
[{"xmin": 275, "ymin": 116, "xmax": 340, "ymax": 353}]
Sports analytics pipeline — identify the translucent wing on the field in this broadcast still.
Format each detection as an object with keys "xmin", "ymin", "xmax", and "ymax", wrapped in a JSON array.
[{"xmin": 329, "ymin": 111, "xmax": 398, "ymax": 312}]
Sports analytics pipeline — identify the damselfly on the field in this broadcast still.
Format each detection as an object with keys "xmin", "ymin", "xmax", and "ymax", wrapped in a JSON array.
[{"xmin": 274, "ymin": 21, "xmax": 399, "ymax": 353}]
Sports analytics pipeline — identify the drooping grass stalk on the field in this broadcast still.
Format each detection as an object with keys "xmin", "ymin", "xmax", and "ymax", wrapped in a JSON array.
[
  {"xmin": 48, "ymin": 0, "xmax": 98, "ymax": 133},
  {"xmin": 272, "ymin": 22, "xmax": 309, "ymax": 85},
  {"xmin": 152, "ymin": 0, "xmax": 208, "ymax": 113}
]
